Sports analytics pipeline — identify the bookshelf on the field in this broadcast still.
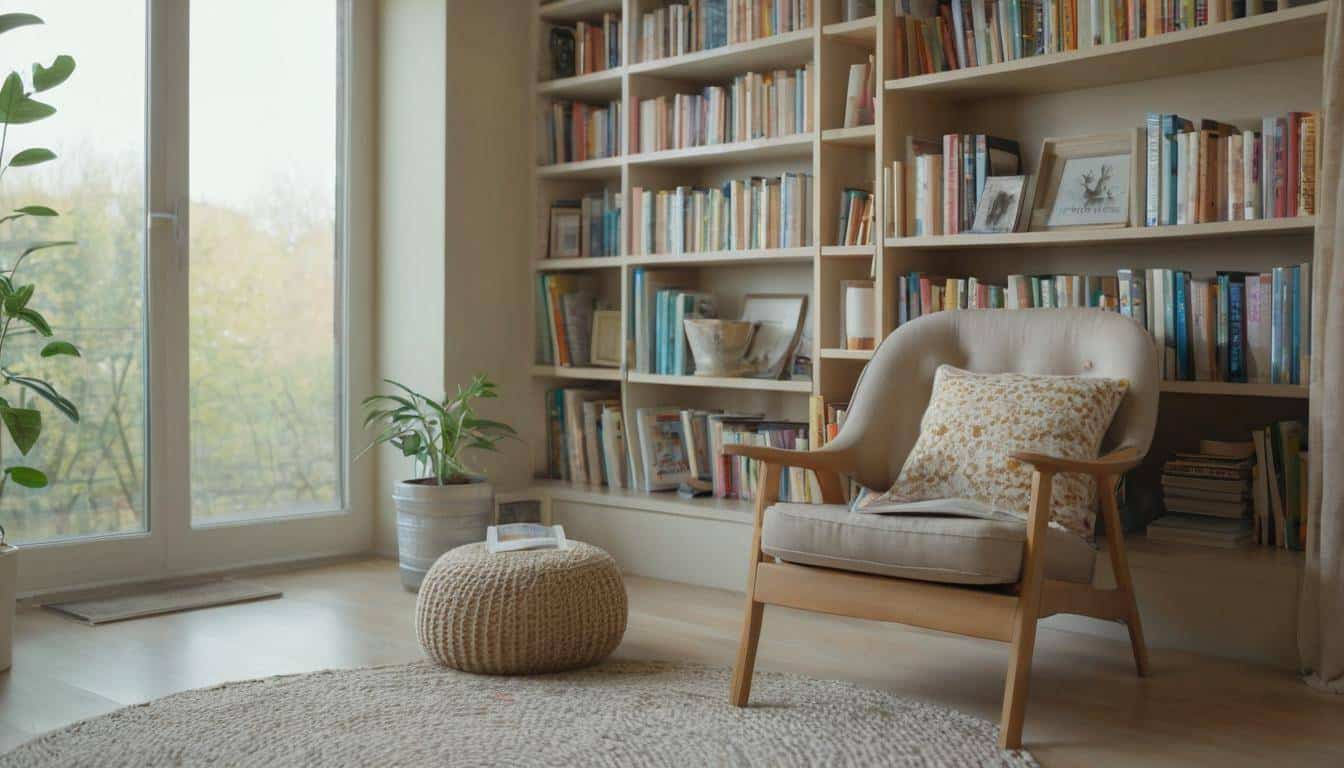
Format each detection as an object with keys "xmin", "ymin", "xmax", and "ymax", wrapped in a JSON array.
[{"xmin": 529, "ymin": 1, "xmax": 1322, "ymax": 663}]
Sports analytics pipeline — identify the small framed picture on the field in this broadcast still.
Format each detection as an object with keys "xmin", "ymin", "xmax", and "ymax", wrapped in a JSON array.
[
  {"xmin": 494, "ymin": 491, "xmax": 549, "ymax": 526},
  {"xmin": 740, "ymin": 293, "xmax": 808, "ymax": 380},
  {"xmin": 589, "ymin": 309, "xmax": 622, "ymax": 367},
  {"xmin": 970, "ymin": 175, "xmax": 1028, "ymax": 233},
  {"xmin": 548, "ymin": 206, "xmax": 582, "ymax": 259},
  {"xmin": 1029, "ymin": 131, "xmax": 1142, "ymax": 231}
]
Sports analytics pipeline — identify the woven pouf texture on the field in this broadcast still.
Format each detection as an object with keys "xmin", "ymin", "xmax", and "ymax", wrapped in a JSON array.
[{"xmin": 415, "ymin": 541, "xmax": 627, "ymax": 674}]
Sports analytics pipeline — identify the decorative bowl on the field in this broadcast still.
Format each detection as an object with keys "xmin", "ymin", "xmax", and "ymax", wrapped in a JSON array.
[{"xmin": 683, "ymin": 319, "xmax": 757, "ymax": 377}]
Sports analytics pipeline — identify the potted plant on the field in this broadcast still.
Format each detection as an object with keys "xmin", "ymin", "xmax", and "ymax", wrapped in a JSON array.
[
  {"xmin": 0, "ymin": 11, "xmax": 82, "ymax": 671},
  {"xmin": 360, "ymin": 374, "xmax": 515, "ymax": 590}
]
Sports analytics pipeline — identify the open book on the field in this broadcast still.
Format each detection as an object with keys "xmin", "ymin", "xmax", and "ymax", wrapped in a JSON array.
[{"xmin": 486, "ymin": 524, "xmax": 569, "ymax": 554}]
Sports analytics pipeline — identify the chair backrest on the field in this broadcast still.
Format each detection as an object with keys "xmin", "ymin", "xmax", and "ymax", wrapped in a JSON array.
[{"xmin": 825, "ymin": 308, "xmax": 1161, "ymax": 492}]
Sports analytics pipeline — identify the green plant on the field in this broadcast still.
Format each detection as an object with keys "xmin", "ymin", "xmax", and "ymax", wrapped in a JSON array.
[
  {"xmin": 0, "ymin": 12, "xmax": 80, "ymax": 494},
  {"xmin": 359, "ymin": 375, "xmax": 515, "ymax": 485}
]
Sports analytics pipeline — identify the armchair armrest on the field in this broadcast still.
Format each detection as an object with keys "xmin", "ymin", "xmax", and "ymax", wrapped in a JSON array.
[
  {"xmin": 721, "ymin": 444, "xmax": 856, "ymax": 474},
  {"xmin": 1011, "ymin": 447, "xmax": 1141, "ymax": 476}
]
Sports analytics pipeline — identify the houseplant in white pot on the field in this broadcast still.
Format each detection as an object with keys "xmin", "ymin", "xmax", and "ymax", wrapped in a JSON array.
[
  {"xmin": 0, "ymin": 11, "xmax": 83, "ymax": 672},
  {"xmin": 360, "ymin": 375, "xmax": 515, "ymax": 590}
]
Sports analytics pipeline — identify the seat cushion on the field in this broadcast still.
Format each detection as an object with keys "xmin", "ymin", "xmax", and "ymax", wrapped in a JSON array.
[{"xmin": 760, "ymin": 503, "xmax": 1097, "ymax": 585}]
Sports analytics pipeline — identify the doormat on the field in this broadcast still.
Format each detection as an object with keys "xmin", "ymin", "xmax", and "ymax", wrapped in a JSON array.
[{"xmin": 46, "ymin": 580, "xmax": 282, "ymax": 625}]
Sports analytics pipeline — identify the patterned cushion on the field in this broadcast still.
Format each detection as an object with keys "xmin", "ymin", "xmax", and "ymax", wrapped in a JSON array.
[{"xmin": 856, "ymin": 365, "xmax": 1128, "ymax": 537}]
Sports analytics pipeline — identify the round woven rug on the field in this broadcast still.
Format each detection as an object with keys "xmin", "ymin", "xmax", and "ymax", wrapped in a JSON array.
[{"xmin": 2, "ymin": 661, "xmax": 1037, "ymax": 767}]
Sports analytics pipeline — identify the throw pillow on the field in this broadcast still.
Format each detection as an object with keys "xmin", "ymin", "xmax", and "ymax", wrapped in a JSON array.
[{"xmin": 855, "ymin": 365, "xmax": 1128, "ymax": 537}]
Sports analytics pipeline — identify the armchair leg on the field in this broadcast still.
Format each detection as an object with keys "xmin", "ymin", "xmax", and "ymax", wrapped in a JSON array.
[
  {"xmin": 1100, "ymin": 476, "xmax": 1149, "ymax": 677},
  {"xmin": 729, "ymin": 598, "xmax": 764, "ymax": 706},
  {"xmin": 999, "ymin": 470, "xmax": 1053, "ymax": 750}
]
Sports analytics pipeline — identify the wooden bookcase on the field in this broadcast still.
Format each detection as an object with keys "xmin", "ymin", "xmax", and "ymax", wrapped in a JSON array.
[{"xmin": 528, "ymin": 0, "xmax": 1323, "ymax": 664}]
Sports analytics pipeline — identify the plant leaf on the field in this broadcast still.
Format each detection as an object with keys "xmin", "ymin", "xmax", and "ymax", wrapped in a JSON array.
[
  {"xmin": 15, "ymin": 205, "xmax": 56, "ymax": 216},
  {"xmin": 0, "ymin": 96, "xmax": 55, "ymax": 125},
  {"xmin": 11, "ymin": 306, "xmax": 50, "ymax": 335},
  {"xmin": 4, "ymin": 465, "xmax": 46, "ymax": 488},
  {"xmin": 399, "ymin": 432, "xmax": 422, "ymax": 456},
  {"xmin": 0, "ymin": 406, "xmax": 40, "ymax": 454},
  {"xmin": 3, "ymin": 284, "xmax": 33, "ymax": 314},
  {"xmin": 4, "ymin": 372, "xmax": 78, "ymax": 422},
  {"xmin": 39, "ymin": 340, "xmax": 79, "ymax": 358},
  {"xmin": 32, "ymin": 55, "xmax": 74, "ymax": 92},
  {"xmin": 0, "ymin": 14, "xmax": 42, "ymax": 36},
  {"xmin": 8, "ymin": 147, "xmax": 54, "ymax": 167},
  {"xmin": 20, "ymin": 239, "xmax": 74, "ymax": 258}
]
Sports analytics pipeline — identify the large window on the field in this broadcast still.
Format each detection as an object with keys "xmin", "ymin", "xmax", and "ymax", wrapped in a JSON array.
[
  {"xmin": 0, "ymin": 0, "xmax": 347, "ymax": 549},
  {"xmin": 188, "ymin": 0, "xmax": 342, "ymax": 523}
]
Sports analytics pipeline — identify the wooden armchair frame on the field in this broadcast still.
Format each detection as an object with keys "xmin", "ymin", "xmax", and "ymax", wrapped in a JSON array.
[{"xmin": 724, "ymin": 442, "xmax": 1149, "ymax": 750}]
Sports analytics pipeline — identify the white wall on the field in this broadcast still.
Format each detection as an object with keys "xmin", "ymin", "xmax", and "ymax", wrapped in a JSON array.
[{"xmin": 373, "ymin": 0, "xmax": 532, "ymax": 555}]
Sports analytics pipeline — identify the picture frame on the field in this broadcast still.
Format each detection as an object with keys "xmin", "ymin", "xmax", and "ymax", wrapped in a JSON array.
[
  {"xmin": 589, "ymin": 309, "xmax": 622, "ymax": 367},
  {"xmin": 494, "ymin": 490, "xmax": 549, "ymax": 526},
  {"xmin": 740, "ymin": 293, "xmax": 808, "ymax": 380},
  {"xmin": 548, "ymin": 206, "xmax": 582, "ymax": 259},
  {"xmin": 970, "ymin": 175, "xmax": 1028, "ymax": 234},
  {"xmin": 1029, "ymin": 131, "xmax": 1143, "ymax": 232}
]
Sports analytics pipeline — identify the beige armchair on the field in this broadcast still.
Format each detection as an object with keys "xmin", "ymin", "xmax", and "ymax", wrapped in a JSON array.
[{"xmin": 725, "ymin": 308, "xmax": 1160, "ymax": 749}]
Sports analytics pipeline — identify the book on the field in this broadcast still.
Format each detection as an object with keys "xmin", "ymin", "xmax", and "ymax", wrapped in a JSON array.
[
  {"xmin": 637, "ymin": 0, "xmax": 811, "ymax": 62},
  {"xmin": 542, "ymin": 99, "xmax": 621, "ymax": 165},
  {"xmin": 637, "ymin": 406, "xmax": 692, "ymax": 491},
  {"xmin": 842, "ymin": 56, "xmax": 875, "ymax": 128},
  {"xmin": 487, "ymin": 524, "xmax": 569, "ymax": 553}
]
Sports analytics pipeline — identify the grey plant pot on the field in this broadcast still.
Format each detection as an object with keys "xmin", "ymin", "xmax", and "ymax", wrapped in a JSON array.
[
  {"xmin": 393, "ymin": 478, "xmax": 493, "ymax": 591},
  {"xmin": 0, "ymin": 544, "xmax": 15, "ymax": 672}
]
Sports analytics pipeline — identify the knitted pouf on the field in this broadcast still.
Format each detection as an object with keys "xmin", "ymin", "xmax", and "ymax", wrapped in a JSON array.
[{"xmin": 415, "ymin": 541, "xmax": 627, "ymax": 674}]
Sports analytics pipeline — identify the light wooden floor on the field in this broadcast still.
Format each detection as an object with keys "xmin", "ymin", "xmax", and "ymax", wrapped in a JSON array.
[{"xmin": 2, "ymin": 558, "xmax": 1341, "ymax": 766}]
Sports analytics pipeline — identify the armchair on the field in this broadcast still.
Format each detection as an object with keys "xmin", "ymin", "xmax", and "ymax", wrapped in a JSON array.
[{"xmin": 726, "ymin": 309, "xmax": 1160, "ymax": 749}]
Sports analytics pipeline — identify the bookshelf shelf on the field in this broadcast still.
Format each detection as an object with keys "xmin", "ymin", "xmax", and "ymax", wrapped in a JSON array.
[
  {"xmin": 535, "ymin": 155, "xmax": 623, "ymax": 180},
  {"xmin": 822, "ymin": 16, "xmax": 876, "ymax": 46},
  {"xmin": 535, "ymin": 479, "xmax": 755, "ymax": 525},
  {"xmin": 883, "ymin": 217, "xmax": 1315, "ymax": 250},
  {"xmin": 537, "ymin": 0, "xmax": 622, "ymax": 22},
  {"xmin": 821, "ymin": 244, "xmax": 876, "ymax": 258},
  {"xmin": 628, "ymin": 28, "xmax": 814, "ymax": 80},
  {"xmin": 819, "ymin": 348, "xmax": 874, "ymax": 361},
  {"xmin": 821, "ymin": 125, "xmax": 876, "ymax": 147},
  {"xmin": 627, "ymin": 372, "xmax": 812, "ymax": 393},
  {"xmin": 533, "ymin": 256, "xmax": 624, "ymax": 271},
  {"xmin": 627, "ymin": 133, "xmax": 814, "ymax": 167},
  {"xmin": 536, "ymin": 68, "xmax": 624, "ymax": 100},
  {"xmin": 530, "ymin": 365, "xmax": 622, "ymax": 381},
  {"xmin": 882, "ymin": 3, "xmax": 1327, "ymax": 99},
  {"xmin": 1158, "ymin": 381, "xmax": 1309, "ymax": 399},
  {"xmin": 626, "ymin": 247, "xmax": 813, "ymax": 267}
]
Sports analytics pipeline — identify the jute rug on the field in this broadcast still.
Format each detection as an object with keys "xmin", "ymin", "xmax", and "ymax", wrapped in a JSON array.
[{"xmin": 1, "ymin": 661, "xmax": 1037, "ymax": 767}]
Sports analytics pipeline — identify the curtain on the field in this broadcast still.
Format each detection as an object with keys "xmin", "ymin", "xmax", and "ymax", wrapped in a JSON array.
[{"xmin": 1300, "ymin": 0, "xmax": 1344, "ymax": 694}]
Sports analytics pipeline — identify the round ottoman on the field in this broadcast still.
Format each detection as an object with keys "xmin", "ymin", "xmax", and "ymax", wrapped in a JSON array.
[{"xmin": 415, "ymin": 541, "xmax": 627, "ymax": 674}]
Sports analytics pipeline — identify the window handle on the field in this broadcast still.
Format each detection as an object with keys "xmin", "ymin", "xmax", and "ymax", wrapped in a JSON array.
[{"xmin": 148, "ymin": 199, "xmax": 184, "ymax": 245}]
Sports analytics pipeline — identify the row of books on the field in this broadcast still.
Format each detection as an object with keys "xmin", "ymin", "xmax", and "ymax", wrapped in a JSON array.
[
  {"xmin": 543, "ymin": 388, "xmax": 628, "ymax": 488},
  {"xmin": 890, "ymin": 0, "xmax": 1079, "ymax": 79},
  {"xmin": 647, "ymin": 288, "xmax": 717, "ymax": 376},
  {"xmin": 835, "ymin": 188, "xmax": 875, "ymax": 246},
  {"xmin": 1143, "ymin": 112, "xmax": 1320, "ymax": 227},
  {"xmin": 547, "ymin": 192, "xmax": 622, "ymax": 260},
  {"xmin": 841, "ymin": 55, "xmax": 876, "ymax": 129},
  {"xmin": 1098, "ymin": 1, "xmax": 1317, "ymax": 45},
  {"xmin": 628, "ymin": 173, "xmax": 814, "ymax": 256},
  {"xmin": 1148, "ymin": 426, "xmax": 1309, "ymax": 550},
  {"xmin": 636, "ymin": 0, "xmax": 813, "ymax": 63},
  {"xmin": 633, "ymin": 407, "xmax": 820, "ymax": 501},
  {"xmin": 542, "ymin": 100, "xmax": 621, "ymax": 166},
  {"xmin": 535, "ymin": 274, "xmax": 601, "ymax": 367},
  {"xmin": 904, "ymin": 133, "xmax": 1023, "ymax": 235},
  {"xmin": 893, "ymin": 264, "xmax": 1311, "ymax": 385},
  {"xmin": 574, "ymin": 16, "xmax": 622, "ymax": 76},
  {"xmin": 633, "ymin": 65, "xmax": 814, "ymax": 153}
]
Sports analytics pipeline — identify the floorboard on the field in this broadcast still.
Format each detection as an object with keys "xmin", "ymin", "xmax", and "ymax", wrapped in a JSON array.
[{"xmin": 3, "ymin": 557, "xmax": 1340, "ymax": 766}]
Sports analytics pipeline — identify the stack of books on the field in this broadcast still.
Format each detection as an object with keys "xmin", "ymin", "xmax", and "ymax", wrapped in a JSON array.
[
  {"xmin": 633, "ymin": 65, "xmax": 814, "ymax": 152},
  {"xmin": 1143, "ymin": 112, "xmax": 1320, "ymax": 227},
  {"xmin": 535, "ymin": 274, "xmax": 602, "ymax": 367},
  {"xmin": 1148, "ymin": 440, "xmax": 1254, "ymax": 548},
  {"xmin": 890, "ymin": 1, "xmax": 1079, "ymax": 79},
  {"xmin": 571, "ymin": 15, "xmax": 622, "ymax": 75},
  {"xmin": 835, "ymin": 188, "xmax": 875, "ymax": 246},
  {"xmin": 842, "ymin": 54, "xmax": 876, "ymax": 128},
  {"xmin": 629, "ymin": 173, "xmax": 814, "ymax": 255},
  {"xmin": 808, "ymin": 396, "xmax": 849, "ymax": 445},
  {"xmin": 542, "ymin": 100, "xmax": 621, "ymax": 165},
  {"xmin": 636, "ymin": 0, "xmax": 813, "ymax": 62},
  {"xmin": 543, "ymin": 388, "xmax": 628, "ymax": 489},
  {"xmin": 714, "ymin": 417, "xmax": 819, "ymax": 501},
  {"xmin": 637, "ymin": 282, "xmax": 717, "ymax": 376},
  {"xmin": 891, "ymin": 264, "xmax": 1312, "ymax": 386},
  {"xmin": 547, "ymin": 192, "xmax": 622, "ymax": 260},
  {"xmin": 904, "ymin": 134, "xmax": 1022, "ymax": 235}
]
